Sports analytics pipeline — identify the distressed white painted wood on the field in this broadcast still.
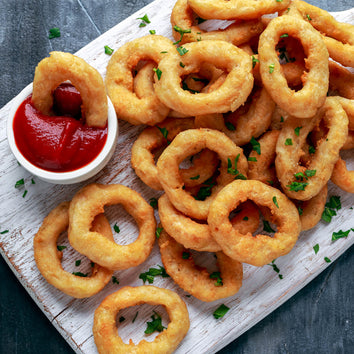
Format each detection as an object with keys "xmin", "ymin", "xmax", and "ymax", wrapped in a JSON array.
[{"xmin": 0, "ymin": 1, "xmax": 353, "ymax": 353}]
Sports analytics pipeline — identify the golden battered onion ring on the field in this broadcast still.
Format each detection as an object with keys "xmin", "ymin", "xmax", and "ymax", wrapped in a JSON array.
[
  {"xmin": 195, "ymin": 87, "xmax": 275, "ymax": 146},
  {"xmin": 293, "ymin": 185, "xmax": 328, "ymax": 231},
  {"xmin": 208, "ymin": 180, "xmax": 301, "ymax": 267},
  {"xmin": 93, "ymin": 286, "xmax": 189, "ymax": 354},
  {"xmin": 187, "ymin": 0, "xmax": 291, "ymax": 20},
  {"xmin": 158, "ymin": 228, "xmax": 242, "ymax": 302},
  {"xmin": 105, "ymin": 35, "xmax": 174, "ymax": 125},
  {"xmin": 157, "ymin": 128, "xmax": 248, "ymax": 220},
  {"xmin": 336, "ymin": 97, "xmax": 354, "ymax": 130},
  {"xmin": 154, "ymin": 40, "xmax": 253, "ymax": 116},
  {"xmin": 331, "ymin": 158, "xmax": 354, "ymax": 194},
  {"xmin": 171, "ymin": 0, "xmax": 264, "ymax": 45},
  {"xmin": 275, "ymin": 97, "xmax": 348, "ymax": 201},
  {"xmin": 294, "ymin": 0, "xmax": 354, "ymax": 67},
  {"xmin": 68, "ymin": 184, "xmax": 156, "ymax": 270},
  {"xmin": 248, "ymin": 130, "xmax": 280, "ymax": 186},
  {"xmin": 343, "ymin": 131, "xmax": 354, "ymax": 150},
  {"xmin": 258, "ymin": 15, "xmax": 329, "ymax": 118},
  {"xmin": 33, "ymin": 202, "xmax": 113, "ymax": 298},
  {"xmin": 32, "ymin": 51, "xmax": 107, "ymax": 127},
  {"xmin": 329, "ymin": 61, "xmax": 354, "ymax": 100},
  {"xmin": 158, "ymin": 193, "xmax": 221, "ymax": 252},
  {"xmin": 131, "ymin": 118, "xmax": 218, "ymax": 190}
]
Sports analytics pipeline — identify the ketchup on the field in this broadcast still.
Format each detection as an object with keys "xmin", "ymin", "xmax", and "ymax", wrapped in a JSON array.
[{"xmin": 13, "ymin": 84, "xmax": 108, "ymax": 172}]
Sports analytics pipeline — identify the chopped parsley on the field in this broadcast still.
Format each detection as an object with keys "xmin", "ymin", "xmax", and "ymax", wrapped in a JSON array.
[
  {"xmin": 194, "ymin": 177, "xmax": 215, "ymax": 201},
  {"xmin": 332, "ymin": 229, "xmax": 351, "ymax": 241},
  {"xmin": 57, "ymin": 245, "xmax": 67, "ymax": 251},
  {"xmin": 298, "ymin": 206, "xmax": 303, "ymax": 215},
  {"xmin": 280, "ymin": 33, "xmax": 289, "ymax": 38},
  {"xmin": 196, "ymin": 17, "xmax": 206, "ymax": 24},
  {"xmin": 104, "ymin": 45, "xmax": 114, "ymax": 55},
  {"xmin": 243, "ymin": 216, "xmax": 249, "ymax": 221},
  {"xmin": 176, "ymin": 46, "xmax": 189, "ymax": 56},
  {"xmin": 155, "ymin": 227, "xmax": 163, "ymax": 239},
  {"xmin": 139, "ymin": 265, "xmax": 169, "ymax": 284},
  {"xmin": 49, "ymin": 27, "xmax": 60, "ymax": 39},
  {"xmin": 313, "ymin": 244, "xmax": 319, "ymax": 254},
  {"xmin": 272, "ymin": 196, "xmax": 279, "ymax": 208},
  {"xmin": 309, "ymin": 145, "xmax": 316, "ymax": 154},
  {"xmin": 285, "ymin": 138, "xmax": 293, "ymax": 146},
  {"xmin": 268, "ymin": 259, "xmax": 283, "ymax": 279},
  {"xmin": 15, "ymin": 179, "xmax": 24, "ymax": 188},
  {"xmin": 0, "ymin": 230, "xmax": 9, "ymax": 234},
  {"xmin": 251, "ymin": 55, "xmax": 259, "ymax": 68},
  {"xmin": 157, "ymin": 126, "xmax": 168, "ymax": 138},
  {"xmin": 31, "ymin": 178, "xmax": 35, "ymax": 184},
  {"xmin": 324, "ymin": 257, "xmax": 331, "ymax": 263},
  {"xmin": 113, "ymin": 224, "xmax": 120, "ymax": 233},
  {"xmin": 137, "ymin": 14, "xmax": 150, "ymax": 27},
  {"xmin": 263, "ymin": 220, "xmax": 275, "ymax": 233},
  {"xmin": 182, "ymin": 252, "xmax": 191, "ymax": 259},
  {"xmin": 179, "ymin": 61, "xmax": 185, "ymax": 68},
  {"xmin": 280, "ymin": 116, "xmax": 284, "ymax": 122},
  {"xmin": 225, "ymin": 121, "xmax": 236, "ymax": 131},
  {"xmin": 321, "ymin": 196, "xmax": 341, "ymax": 222},
  {"xmin": 269, "ymin": 63, "xmax": 275, "ymax": 74},
  {"xmin": 90, "ymin": 262, "xmax": 95, "ymax": 267},
  {"xmin": 227, "ymin": 155, "xmax": 247, "ymax": 180},
  {"xmin": 149, "ymin": 29, "xmax": 156, "ymax": 35},
  {"xmin": 144, "ymin": 311, "xmax": 166, "ymax": 334},
  {"xmin": 75, "ymin": 260, "xmax": 81, "ymax": 267},
  {"xmin": 173, "ymin": 25, "xmax": 191, "ymax": 45},
  {"xmin": 182, "ymin": 81, "xmax": 199, "ymax": 94},
  {"xmin": 22, "ymin": 190, "xmax": 28, "ymax": 198},
  {"xmin": 112, "ymin": 276, "xmax": 119, "ymax": 284},
  {"xmin": 132, "ymin": 311, "xmax": 139, "ymax": 323},
  {"xmin": 149, "ymin": 197, "xmax": 158, "ymax": 209},
  {"xmin": 248, "ymin": 157, "xmax": 257, "ymax": 162},
  {"xmin": 213, "ymin": 304, "xmax": 230, "ymax": 319},
  {"xmin": 153, "ymin": 67, "xmax": 162, "ymax": 80},
  {"xmin": 294, "ymin": 126, "xmax": 302, "ymax": 136},
  {"xmin": 250, "ymin": 137, "xmax": 261, "ymax": 155},
  {"xmin": 287, "ymin": 181, "xmax": 308, "ymax": 191},
  {"xmin": 72, "ymin": 272, "xmax": 88, "ymax": 277},
  {"xmin": 190, "ymin": 175, "xmax": 200, "ymax": 180},
  {"xmin": 210, "ymin": 271, "xmax": 223, "ymax": 287},
  {"xmin": 306, "ymin": 14, "xmax": 312, "ymax": 21}
]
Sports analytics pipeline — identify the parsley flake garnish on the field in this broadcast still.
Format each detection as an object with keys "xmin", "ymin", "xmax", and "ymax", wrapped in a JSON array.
[
  {"xmin": 194, "ymin": 177, "xmax": 215, "ymax": 201},
  {"xmin": 227, "ymin": 155, "xmax": 247, "ymax": 180},
  {"xmin": 287, "ymin": 181, "xmax": 308, "ymax": 191},
  {"xmin": 190, "ymin": 175, "xmax": 200, "ymax": 180},
  {"xmin": 321, "ymin": 196, "xmax": 341, "ymax": 223},
  {"xmin": 157, "ymin": 126, "xmax": 168, "ymax": 138},
  {"xmin": 72, "ymin": 272, "xmax": 88, "ymax": 277},
  {"xmin": 269, "ymin": 63, "xmax": 275, "ymax": 74},
  {"xmin": 268, "ymin": 259, "xmax": 283, "ymax": 278},
  {"xmin": 49, "ymin": 27, "xmax": 60, "ymax": 39},
  {"xmin": 31, "ymin": 178, "xmax": 35, "ymax": 184},
  {"xmin": 324, "ymin": 257, "xmax": 331, "ymax": 263},
  {"xmin": 22, "ymin": 190, "xmax": 28, "ymax": 198},
  {"xmin": 225, "ymin": 121, "xmax": 236, "ymax": 131},
  {"xmin": 285, "ymin": 138, "xmax": 293, "ymax": 146},
  {"xmin": 309, "ymin": 145, "xmax": 316, "ymax": 154},
  {"xmin": 75, "ymin": 260, "xmax": 81, "ymax": 267},
  {"xmin": 313, "ymin": 243, "xmax": 319, "ymax": 254},
  {"xmin": 306, "ymin": 14, "xmax": 312, "ymax": 21},
  {"xmin": 0, "ymin": 230, "xmax": 9, "ymax": 234},
  {"xmin": 112, "ymin": 276, "xmax": 119, "ymax": 284},
  {"xmin": 196, "ymin": 17, "xmax": 206, "ymax": 24},
  {"xmin": 176, "ymin": 46, "xmax": 189, "ymax": 56},
  {"xmin": 182, "ymin": 252, "xmax": 190, "ymax": 259},
  {"xmin": 153, "ymin": 67, "xmax": 162, "ymax": 80},
  {"xmin": 298, "ymin": 206, "xmax": 303, "ymax": 215},
  {"xmin": 155, "ymin": 227, "xmax": 163, "ymax": 239},
  {"xmin": 137, "ymin": 14, "xmax": 150, "ymax": 27},
  {"xmin": 213, "ymin": 304, "xmax": 230, "ymax": 319},
  {"xmin": 113, "ymin": 224, "xmax": 120, "ymax": 233},
  {"xmin": 173, "ymin": 26, "xmax": 191, "ymax": 45},
  {"xmin": 179, "ymin": 61, "xmax": 185, "ymax": 68},
  {"xmin": 243, "ymin": 216, "xmax": 249, "ymax": 221},
  {"xmin": 280, "ymin": 33, "xmax": 289, "ymax": 38},
  {"xmin": 210, "ymin": 271, "xmax": 223, "ymax": 287},
  {"xmin": 57, "ymin": 245, "xmax": 67, "ymax": 251},
  {"xmin": 263, "ymin": 220, "xmax": 275, "ymax": 233},
  {"xmin": 132, "ymin": 311, "xmax": 139, "ymax": 323},
  {"xmin": 104, "ymin": 45, "xmax": 114, "ymax": 55},
  {"xmin": 90, "ymin": 262, "xmax": 95, "ymax": 267},
  {"xmin": 294, "ymin": 126, "xmax": 302, "ymax": 136},
  {"xmin": 139, "ymin": 265, "xmax": 169, "ymax": 284},
  {"xmin": 15, "ymin": 179, "xmax": 24, "ymax": 188},
  {"xmin": 250, "ymin": 137, "xmax": 261, "ymax": 155},
  {"xmin": 149, "ymin": 29, "xmax": 156, "ymax": 35},
  {"xmin": 248, "ymin": 157, "xmax": 257, "ymax": 162},
  {"xmin": 144, "ymin": 311, "xmax": 166, "ymax": 334},
  {"xmin": 332, "ymin": 229, "xmax": 351, "ymax": 241},
  {"xmin": 272, "ymin": 196, "xmax": 279, "ymax": 208},
  {"xmin": 251, "ymin": 55, "xmax": 259, "ymax": 69},
  {"xmin": 149, "ymin": 197, "xmax": 158, "ymax": 209}
]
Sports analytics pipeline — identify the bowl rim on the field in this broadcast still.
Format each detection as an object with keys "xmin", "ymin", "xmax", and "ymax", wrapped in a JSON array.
[{"xmin": 6, "ymin": 83, "xmax": 118, "ymax": 184}]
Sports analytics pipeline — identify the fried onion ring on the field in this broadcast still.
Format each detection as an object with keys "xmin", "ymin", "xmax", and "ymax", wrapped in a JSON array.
[
  {"xmin": 154, "ymin": 40, "xmax": 253, "ymax": 116},
  {"xmin": 105, "ymin": 35, "xmax": 174, "ymax": 125},
  {"xmin": 187, "ymin": 0, "xmax": 291, "ymax": 20},
  {"xmin": 93, "ymin": 286, "xmax": 189, "ymax": 354},
  {"xmin": 34, "ymin": 202, "xmax": 113, "ymax": 298},
  {"xmin": 331, "ymin": 158, "xmax": 354, "ymax": 194},
  {"xmin": 208, "ymin": 180, "xmax": 301, "ymax": 267},
  {"xmin": 158, "ymin": 228, "xmax": 242, "ymax": 302},
  {"xmin": 68, "ymin": 184, "xmax": 156, "ymax": 270},
  {"xmin": 131, "ymin": 117, "xmax": 218, "ymax": 190},
  {"xmin": 32, "ymin": 51, "xmax": 107, "ymax": 127},
  {"xmin": 258, "ymin": 15, "xmax": 329, "ymax": 118},
  {"xmin": 157, "ymin": 128, "xmax": 248, "ymax": 220},
  {"xmin": 275, "ymin": 97, "xmax": 348, "ymax": 201},
  {"xmin": 329, "ymin": 61, "xmax": 354, "ymax": 100},
  {"xmin": 171, "ymin": 0, "xmax": 264, "ymax": 45}
]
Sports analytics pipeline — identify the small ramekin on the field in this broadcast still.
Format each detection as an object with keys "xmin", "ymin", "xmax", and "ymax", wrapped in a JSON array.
[{"xmin": 7, "ymin": 83, "xmax": 118, "ymax": 184}]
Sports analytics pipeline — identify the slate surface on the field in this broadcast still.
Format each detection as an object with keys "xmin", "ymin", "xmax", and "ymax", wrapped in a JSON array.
[{"xmin": 0, "ymin": 0, "xmax": 353, "ymax": 353}]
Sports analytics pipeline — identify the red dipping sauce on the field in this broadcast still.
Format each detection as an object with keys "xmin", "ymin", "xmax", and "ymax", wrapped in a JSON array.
[{"xmin": 13, "ymin": 84, "xmax": 108, "ymax": 172}]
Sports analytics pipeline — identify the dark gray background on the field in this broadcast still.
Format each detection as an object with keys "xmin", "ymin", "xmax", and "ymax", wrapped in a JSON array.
[{"xmin": 0, "ymin": 0, "xmax": 353, "ymax": 353}]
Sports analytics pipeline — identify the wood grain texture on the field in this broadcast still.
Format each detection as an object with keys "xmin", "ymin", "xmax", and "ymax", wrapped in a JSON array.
[{"xmin": 0, "ymin": 1, "xmax": 353, "ymax": 353}]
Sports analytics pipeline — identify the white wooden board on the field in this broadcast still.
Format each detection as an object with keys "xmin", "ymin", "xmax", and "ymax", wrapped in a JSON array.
[{"xmin": 0, "ymin": 1, "xmax": 353, "ymax": 353}]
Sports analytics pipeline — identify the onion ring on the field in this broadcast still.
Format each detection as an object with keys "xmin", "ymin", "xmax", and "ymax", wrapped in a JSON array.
[
  {"xmin": 258, "ymin": 15, "xmax": 329, "ymax": 118},
  {"xmin": 331, "ymin": 158, "xmax": 354, "ymax": 194},
  {"xmin": 158, "ymin": 228, "xmax": 243, "ymax": 302},
  {"xmin": 33, "ymin": 202, "xmax": 113, "ymax": 298},
  {"xmin": 294, "ymin": 0, "xmax": 354, "ymax": 68},
  {"xmin": 32, "ymin": 51, "xmax": 107, "ymax": 127},
  {"xmin": 131, "ymin": 117, "xmax": 218, "ymax": 190},
  {"xmin": 208, "ymin": 180, "xmax": 301, "ymax": 267},
  {"xmin": 156, "ymin": 128, "xmax": 248, "ymax": 220},
  {"xmin": 93, "ymin": 286, "xmax": 189, "ymax": 354},
  {"xmin": 195, "ymin": 86, "xmax": 275, "ymax": 146},
  {"xmin": 154, "ymin": 40, "xmax": 253, "ymax": 116},
  {"xmin": 275, "ymin": 97, "xmax": 348, "ymax": 201},
  {"xmin": 171, "ymin": 0, "xmax": 264, "ymax": 45},
  {"xmin": 105, "ymin": 35, "xmax": 174, "ymax": 125},
  {"xmin": 68, "ymin": 183, "xmax": 156, "ymax": 270},
  {"xmin": 329, "ymin": 61, "xmax": 354, "ymax": 100},
  {"xmin": 187, "ymin": 0, "xmax": 291, "ymax": 20}
]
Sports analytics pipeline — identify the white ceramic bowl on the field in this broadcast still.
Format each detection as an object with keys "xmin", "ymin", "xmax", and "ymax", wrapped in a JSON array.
[{"xmin": 7, "ymin": 83, "xmax": 118, "ymax": 184}]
